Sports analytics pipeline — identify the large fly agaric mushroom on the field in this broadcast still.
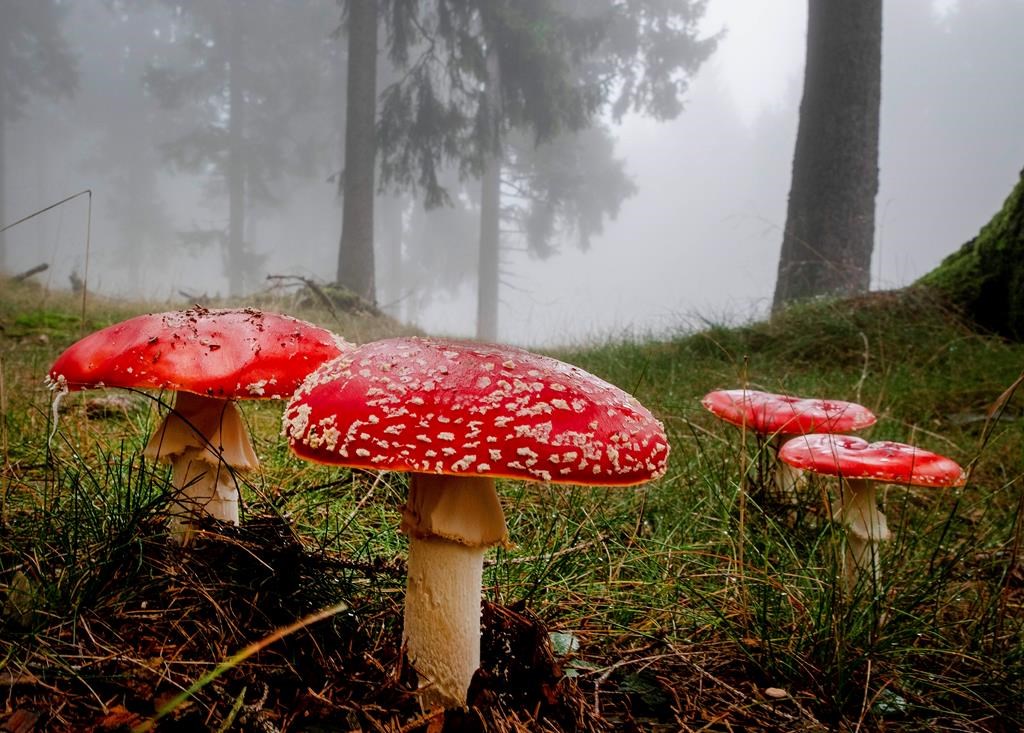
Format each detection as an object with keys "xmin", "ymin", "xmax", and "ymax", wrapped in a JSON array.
[
  {"xmin": 702, "ymin": 389, "xmax": 877, "ymax": 502},
  {"xmin": 283, "ymin": 336, "xmax": 669, "ymax": 709},
  {"xmin": 47, "ymin": 307, "xmax": 349, "ymax": 543},
  {"xmin": 778, "ymin": 434, "xmax": 966, "ymax": 588}
]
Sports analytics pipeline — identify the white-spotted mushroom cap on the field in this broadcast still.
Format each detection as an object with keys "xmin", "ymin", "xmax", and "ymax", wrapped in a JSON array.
[
  {"xmin": 283, "ymin": 337, "xmax": 670, "ymax": 485},
  {"xmin": 778, "ymin": 434, "xmax": 967, "ymax": 488},
  {"xmin": 702, "ymin": 389, "xmax": 877, "ymax": 436},
  {"xmin": 46, "ymin": 307, "xmax": 351, "ymax": 399}
]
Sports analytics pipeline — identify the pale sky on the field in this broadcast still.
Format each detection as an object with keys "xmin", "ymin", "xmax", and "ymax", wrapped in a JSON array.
[{"xmin": 699, "ymin": 1, "xmax": 807, "ymax": 126}]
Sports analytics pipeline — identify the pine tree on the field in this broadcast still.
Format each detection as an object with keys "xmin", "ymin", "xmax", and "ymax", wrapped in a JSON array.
[
  {"xmin": 772, "ymin": 1, "xmax": 883, "ymax": 310},
  {"xmin": 377, "ymin": 0, "xmax": 715, "ymax": 339},
  {"xmin": 144, "ymin": 0, "xmax": 337, "ymax": 296},
  {"xmin": 335, "ymin": 0, "xmax": 379, "ymax": 302}
]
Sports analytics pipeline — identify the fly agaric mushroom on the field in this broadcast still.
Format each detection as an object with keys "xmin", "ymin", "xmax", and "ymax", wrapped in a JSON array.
[
  {"xmin": 702, "ymin": 389, "xmax": 876, "ymax": 502},
  {"xmin": 283, "ymin": 336, "xmax": 669, "ymax": 709},
  {"xmin": 46, "ymin": 307, "xmax": 349, "ymax": 543},
  {"xmin": 778, "ymin": 434, "xmax": 966, "ymax": 588}
]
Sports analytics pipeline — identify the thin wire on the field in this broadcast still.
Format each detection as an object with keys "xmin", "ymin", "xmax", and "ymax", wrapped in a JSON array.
[
  {"xmin": 0, "ymin": 189, "xmax": 93, "ymax": 332},
  {"xmin": 0, "ymin": 189, "xmax": 92, "ymax": 335},
  {"xmin": 0, "ymin": 189, "xmax": 91, "ymax": 234}
]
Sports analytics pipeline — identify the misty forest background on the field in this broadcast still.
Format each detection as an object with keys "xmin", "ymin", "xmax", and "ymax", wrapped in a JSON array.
[
  {"xmin": 4, "ymin": 1, "xmax": 1024, "ymax": 729},
  {"xmin": 2, "ymin": 0, "xmax": 1023, "ymax": 345}
]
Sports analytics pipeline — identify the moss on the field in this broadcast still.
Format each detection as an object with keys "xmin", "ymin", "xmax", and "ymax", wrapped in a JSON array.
[
  {"xmin": 917, "ymin": 167, "xmax": 1024, "ymax": 340},
  {"xmin": 11, "ymin": 310, "xmax": 79, "ymax": 337}
]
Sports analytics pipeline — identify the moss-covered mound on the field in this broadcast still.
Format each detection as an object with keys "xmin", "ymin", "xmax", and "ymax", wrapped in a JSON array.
[{"xmin": 917, "ymin": 167, "xmax": 1024, "ymax": 340}]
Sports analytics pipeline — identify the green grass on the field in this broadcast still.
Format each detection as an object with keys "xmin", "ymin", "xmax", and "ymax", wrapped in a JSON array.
[{"xmin": 0, "ymin": 278, "xmax": 1021, "ymax": 731}]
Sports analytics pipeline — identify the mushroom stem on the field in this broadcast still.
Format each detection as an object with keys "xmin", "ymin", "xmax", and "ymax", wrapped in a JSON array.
[
  {"xmin": 167, "ymin": 449, "xmax": 241, "ymax": 544},
  {"xmin": 405, "ymin": 536, "xmax": 485, "ymax": 709},
  {"xmin": 400, "ymin": 474, "xmax": 508, "ymax": 709},
  {"xmin": 771, "ymin": 434, "xmax": 803, "ymax": 504},
  {"xmin": 144, "ymin": 392, "xmax": 258, "ymax": 544},
  {"xmin": 831, "ymin": 477, "xmax": 890, "ymax": 590}
]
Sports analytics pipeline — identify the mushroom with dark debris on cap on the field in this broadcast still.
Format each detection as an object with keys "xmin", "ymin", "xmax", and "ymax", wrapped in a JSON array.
[
  {"xmin": 283, "ymin": 336, "xmax": 670, "ymax": 710},
  {"xmin": 702, "ymin": 389, "xmax": 877, "ymax": 503},
  {"xmin": 47, "ymin": 307, "xmax": 350, "ymax": 544},
  {"xmin": 778, "ymin": 434, "xmax": 966, "ymax": 589}
]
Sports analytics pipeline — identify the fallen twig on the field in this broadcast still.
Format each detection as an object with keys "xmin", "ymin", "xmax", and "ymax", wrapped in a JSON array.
[{"xmin": 12, "ymin": 263, "xmax": 48, "ymax": 282}]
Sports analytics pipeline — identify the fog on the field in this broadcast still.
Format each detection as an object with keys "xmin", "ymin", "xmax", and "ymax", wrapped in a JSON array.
[{"xmin": 3, "ymin": 0, "xmax": 1023, "ymax": 347}]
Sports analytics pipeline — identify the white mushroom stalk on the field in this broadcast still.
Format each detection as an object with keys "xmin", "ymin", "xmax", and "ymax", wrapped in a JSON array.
[
  {"xmin": 831, "ymin": 477, "xmax": 890, "ymax": 590},
  {"xmin": 400, "ymin": 474, "xmax": 508, "ymax": 710},
  {"xmin": 770, "ymin": 433, "xmax": 804, "ymax": 503},
  {"xmin": 144, "ymin": 391, "xmax": 258, "ymax": 544}
]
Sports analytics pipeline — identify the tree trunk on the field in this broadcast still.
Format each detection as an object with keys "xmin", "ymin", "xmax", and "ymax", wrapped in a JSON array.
[
  {"xmin": 918, "ymin": 167, "xmax": 1024, "ymax": 341},
  {"xmin": 125, "ymin": 163, "xmax": 145, "ymax": 285},
  {"xmin": 476, "ymin": 160, "xmax": 501, "ymax": 342},
  {"xmin": 226, "ymin": 14, "xmax": 246, "ymax": 298},
  {"xmin": 0, "ymin": 24, "xmax": 8, "ymax": 273},
  {"xmin": 0, "ymin": 112, "xmax": 6, "ymax": 274},
  {"xmin": 336, "ymin": 0, "xmax": 378, "ymax": 303},
  {"xmin": 772, "ymin": 0, "xmax": 882, "ymax": 311},
  {"xmin": 475, "ymin": 45, "xmax": 502, "ymax": 342},
  {"xmin": 378, "ymin": 194, "xmax": 405, "ymax": 318}
]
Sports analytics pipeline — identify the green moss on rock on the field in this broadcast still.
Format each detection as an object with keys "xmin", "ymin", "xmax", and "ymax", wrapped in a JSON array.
[{"xmin": 917, "ymin": 167, "xmax": 1024, "ymax": 340}]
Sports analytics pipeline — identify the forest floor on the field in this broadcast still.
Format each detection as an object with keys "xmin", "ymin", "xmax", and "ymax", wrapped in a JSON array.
[{"xmin": 0, "ymin": 278, "xmax": 1021, "ymax": 732}]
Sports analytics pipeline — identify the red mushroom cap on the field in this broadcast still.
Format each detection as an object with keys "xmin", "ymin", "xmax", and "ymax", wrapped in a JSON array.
[
  {"xmin": 778, "ymin": 434, "xmax": 967, "ymax": 488},
  {"xmin": 283, "ymin": 337, "xmax": 669, "ymax": 485},
  {"xmin": 47, "ymin": 307, "xmax": 351, "ymax": 400},
  {"xmin": 701, "ymin": 389, "xmax": 876, "ymax": 436}
]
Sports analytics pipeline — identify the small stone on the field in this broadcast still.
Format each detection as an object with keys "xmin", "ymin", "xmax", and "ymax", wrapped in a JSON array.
[
  {"xmin": 549, "ymin": 631, "xmax": 580, "ymax": 656},
  {"xmin": 765, "ymin": 687, "xmax": 788, "ymax": 699}
]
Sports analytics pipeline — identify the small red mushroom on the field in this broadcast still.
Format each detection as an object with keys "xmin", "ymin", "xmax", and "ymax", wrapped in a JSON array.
[
  {"xmin": 778, "ymin": 434, "xmax": 966, "ymax": 588},
  {"xmin": 47, "ymin": 307, "xmax": 350, "ymax": 544},
  {"xmin": 283, "ymin": 336, "xmax": 669, "ymax": 709},
  {"xmin": 702, "ymin": 389, "xmax": 877, "ymax": 502}
]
